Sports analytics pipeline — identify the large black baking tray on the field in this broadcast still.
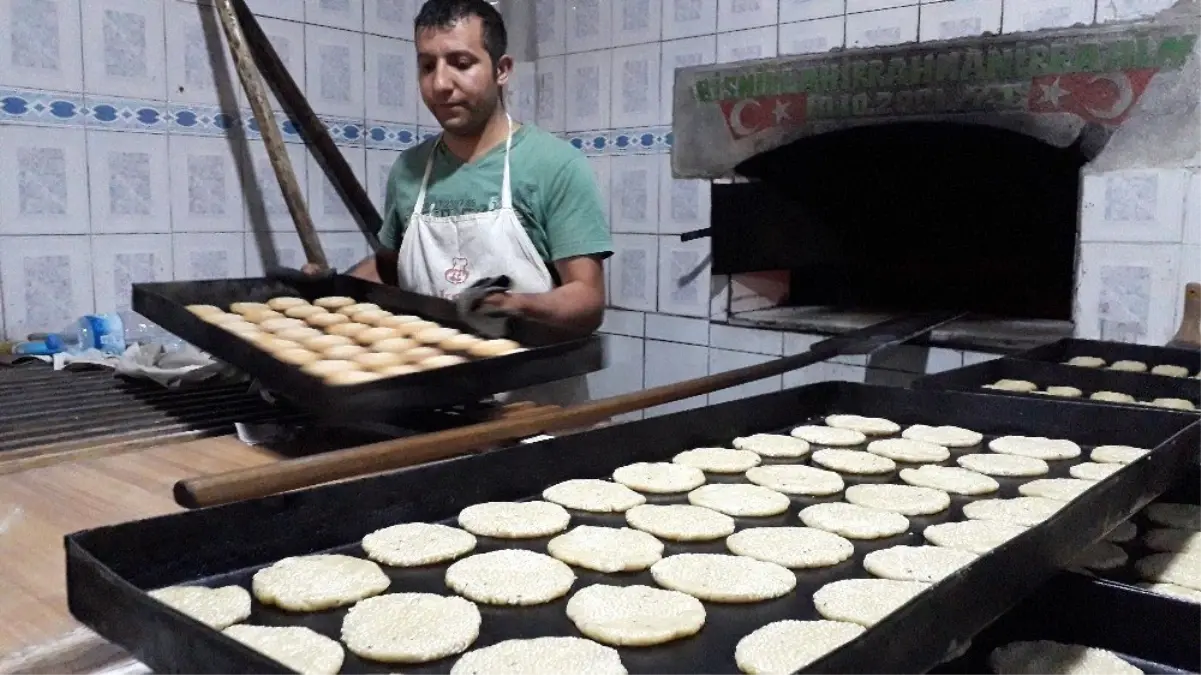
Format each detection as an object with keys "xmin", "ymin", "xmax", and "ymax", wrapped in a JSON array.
[
  {"xmin": 913, "ymin": 358, "xmax": 1200, "ymax": 412},
  {"xmin": 1017, "ymin": 338, "xmax": 1201, "ymax": 379},
  {"xmin": 66, "ymin": 383, "xmax": 1200, "ymax": 674},
  {"xmin": 132, "ymin": 277, "xmax": 604, "ymax": 419}
]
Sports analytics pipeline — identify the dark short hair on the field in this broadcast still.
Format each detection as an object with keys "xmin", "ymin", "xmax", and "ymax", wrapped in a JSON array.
[{"xmin": 414, "ymin": 0, "xmax": 508, "ymax": 68}]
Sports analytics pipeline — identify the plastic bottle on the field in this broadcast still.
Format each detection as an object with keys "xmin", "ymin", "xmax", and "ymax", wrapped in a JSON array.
[{"xmin": 42, "ymin": 312, "xmax": 184, "ymax": 356}]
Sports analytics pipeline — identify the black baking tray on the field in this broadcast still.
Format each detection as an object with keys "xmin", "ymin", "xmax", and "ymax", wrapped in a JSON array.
[
  {"xmin": 1017, "ymin": 338, "xmax": 1200, "ymax": 378},
  {"xmin": 913, "ymin": 359, "xmax": 1200, "ymax": 412},
  {"xmin": 65, "ymin": 383, "xmax": 1201, "ymax": 674},
  {"xmin": 132, "ymin": 277, "xmax": 604, "ymax": 419}
]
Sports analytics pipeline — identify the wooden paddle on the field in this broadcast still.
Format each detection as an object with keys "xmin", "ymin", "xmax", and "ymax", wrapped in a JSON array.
[
  {"xmin": 175, "ymin": 312, "xmax": 965, "ymax": 508},
  {"xmin": 1167, "ymin": 282, "xmax": 1201, "ymax": 349}
]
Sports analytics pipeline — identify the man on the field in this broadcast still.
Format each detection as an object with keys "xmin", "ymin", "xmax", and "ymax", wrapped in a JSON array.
[{"xmin": 333, "ymin": 0, "xmax": 611, "ymax": 404}]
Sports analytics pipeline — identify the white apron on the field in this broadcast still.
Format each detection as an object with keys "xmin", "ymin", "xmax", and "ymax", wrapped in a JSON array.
[{"xmin": 396, "ymin": 115, "xmax": 591, "ymax": 408}]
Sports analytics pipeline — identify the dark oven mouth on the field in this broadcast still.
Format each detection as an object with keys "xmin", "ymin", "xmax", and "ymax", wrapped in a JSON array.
[{"xmin": 710, "ymin": 120, "xmax": 1088, "ymax": 349}]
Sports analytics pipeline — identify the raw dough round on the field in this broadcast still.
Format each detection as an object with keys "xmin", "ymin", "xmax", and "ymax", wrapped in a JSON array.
[
  {"xmin": 314, "ymin": 296, "xmax": 355, "ymax": 309},
  {"xmin": 323, "ymin": 344, "xmax": 369, "ymax": 360},
  {"xmin": 732, "ymin": 433, "xmax": 811, "ymax": 458},
  {"xmin": 672, "ymin": 447, "xmax": 761, "ymax": 473},
  {"xmin": 1144, "ymin": 528, "xmax": 1201, "ymax": 554},
  {"xmin": 1106, "ymin": 520, "xmax": 1138, "ymax": 543},
  {"xmin": 863, "ymin": 545, "xmax": 977, "ymax": 582},
  {"xmin": 565, "ymin": 584, "xmax": 705, "ymax": 646},
  {"xmin": 251, "ymin": 554, "xmax": 390, "ymax": 611},
  {"xmin": 1150, "ymin": 397, "xmax": 1196, "ymax": 410},
  {"xmin": 865, "ymin": 438, "xmax": 950, "ymax": 463},
  {"xmin": 250, "ymin": 336, "xmax": 300, "ymax": 352},
  {"xmin": 984, "ymin": 379, "xmax": 1038, "ymax": 392},
  {"xmin": 440, "ymin": 334, "xmax": 485, "ymax": 352},
  {"xmin": 242, "ymin": 308, "xmax": 284, "ymax": 323},
  {"xmin": 902, "ymin": 424, "xmax": 983, "ymax": 448},
  {"xmin": 468, "ymin": 338, "xmax": 522, "ymax": 357},
  {"xmin": 1065, "ymin": 356, "xmax": 1106, "ymax": 368},
  {"xmin": 734, "ymin": 620, "xmax": 866, "ymax": 675},
  {"xmin": 397, "ymin": 346, "xmax": 443, "ymax": 364},
  {"xmin": 1109, "ymin": 360, "xmax": 1148, "ymax": 372},
  {"xmin": 961, "ymin": 496, "xmax": 1064, "ymax": 527},
  {"xmin": 844, "ymin": 484, "xmax": 951, "ymax": 516},
  {"xmin": 725, "ymin": 526, "xmax": 854, "ymax": 568},
  {"xmin": 302, "ymin": 334, "xmax": 354, "ymax": 351},
  {"xmin": 542, "ymin": 479, "xmax": 646, "ymax": 513},
  {"xmin": 988, "ymin": 436, "xmax": 1081, "ymax": 460},
  {"xmin": 301, "ymin": 360, "xmax": 362, "ymax": 378},
  {"xmin": 989, "ymin": 640, "xmax": 1143, "ymax": 675},
  {"xmin": 649, "ymin": 553, "xmax": 796, "ymax": 603},
  {"xmin": 1151, "ymin": 364, "xmax": 1190, "ymax": 377},
  {"xmin": 1140, "ymin": 582, "xmax": 1201, "ymax": 603},
  {"xmin": 344, "ymin": 306, "xmax": 386, "ymax": 321},
  {"xmin": 342, "ymin": 593, "xmax": 480, "ymax": 663},
  {"xmin": 445, "ymin": 549, "xmax": 575, "ymax": 605},
  {"xmin": 799, "ymin": 502, "xmax": 910, "ymax": 539},
  {"xmin": 372, "ymin": 337, "xmax": 420, "ymax": 354},
  {"xmin": 449, "ymin": 637, "xmax": 627, "ymax": 675},
  {"xmin": 222, "ymin": 625, "xmax": 344, "ymax": 675},
  {"xmin": 258, "ymin": 317, "xmax": 306, "ymax": 332},
  {"xmin": 812, "ymin": 578, "xmax": 929, "ymax": 626},
  {"xmin": 187, "ymin": 304, "xmax": 224, "ymax": 317},
  {"xmin": 275, "ymin": 326, "xmax": 323, "ymax": 342},
  {"xmin": 825, "ymin": 414, "xmax": 900, "ymax": 436},
  {"xmin": 791, "ymin": 425, "xmax": 867, "ymax": 446},
  {"xmin": 811, "ymin": 449, "xmax": 896, "ymax": 475},
  {"xmin": 327, "ymin": 322, "xmax": 371, "ymax": 338},
  {"xmin": 612, "ymin": 462, "xmax": 706, "ymax": 494},
  {"xmin": 325, "ymin": 370, "xmax": 383, "ymax": 386},
  {"xmin": 957, "ymin": 453, "xmax": 1049, "ymax": 477},
  {"xmin": 687, "ymin": 484, "xmax": 791, "ymax": 517},
  {"xmin": 354, "ymin": 351, "xmax": 406, "ymax": 370},
  {"xmin": 378, "ymin": 364, "xmax": 421, "ymax": 377},
  {"xmin": 307, "ymin": 312, "xmax": 350, "ymax": 328},
  {"xmin": 625, "ymin": 504, "xmax": 735, "ymax": 541},
  {"xmin": 1091, "ymin": 445, "xmax": 1150, "ymax": 464},
  {"xmin": 147, "ymin": 585, "xmax": 251, "ymax": 629},
  {"xmin": 420, "ymin": 354, "xmax": 469, "ymax": 370},
  {"xmin": 546, "ymin": 525, "xmax": 664, "ymax": 573},
  {"xmin": 745, "ymin": 464, "xmax": 844, "ymax": 496},
  {"xmin": 924, "ymin": 520, "xmax": 1028, "ymax": 554},
  {"xmin": 1091, "ymin": 391, "xmax": 1136, "ymax": 403},
  {"xmin": 267, "ymin": 296, "xmax": 309, "ymax": 311},
  {"xmin": 458, "ymin": 501, "xmax": 570, "ymax": 539},
  {"xmin": 275, "ymin": 348, "xmax": 321, "ymax": 366},
  {"xmin": 394, "ymin": 319, "xmax": 440, "ymax": 337},
  {"xmin": 1145, "ymin": 502, "xmax": 1201, "ymax": 530},
  {"xmin": 899, "ymin": 465, "xmax": 999, "ymax": 495},
  {"xmin": 361, "ymin": 522, "xmax": 477, "ymax": 567},
  {"xmin": 355, "ymin": 326, "xmax": 400, "ymax": 345},
  {"xmin": 1069, "ymin": 462, "xmax": 1123, "ymax": 481},
  {"xmin": 379, "ymin": 314, "xmax": 424, "ymax": 328},
  {"xmin": 220, "ymin": 320, "xmax": 260, "ymax": 336},
  {"xmin": 1043, "ymin": 386, "xmax": 1083, "ymax": 397},
  {"xmin": 1018, "ymin": 478, "xmax": 1094, "ymax": 502},
  {"xmin": 414, "ymin": 326, "xmax": 461, "ymax": 345},
  {"xmin": 284, "ymin": 305, "xmax": 328, "ymax": 320},
  {"xmin": 1137, "ymin": 552, "xmax": 1201, "ymax": 590},
  {"xmin": 1071, "ymin": 541, "xmax": 1127, "ymax": 571}
]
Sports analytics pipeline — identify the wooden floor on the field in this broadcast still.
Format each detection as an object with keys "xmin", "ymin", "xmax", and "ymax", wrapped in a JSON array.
[{"xmin": 0, "ymin": 436, "xmax": 279, "ymax": 671}]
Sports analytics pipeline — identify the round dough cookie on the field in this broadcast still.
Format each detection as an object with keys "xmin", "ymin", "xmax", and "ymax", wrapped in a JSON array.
[
  {"xmin": 1145, "ymin": 502, "xmax": 1201, "ymax": 530},
  {"xmin": 1043, "ymin": 386, "xmax": 1083, "ymax": 398},
  {"xmin": 328, "ymin": 322, "xmax": 371, "ymax": 338},
  {"xmin": 250, "ymin": 336, "xmax": 300, "ymax": 352},
  {"xmin": 242, "ymin": 308, "xmax": 284, "ymax": 323},
  {"xmin": 222, "ymin": 625, "xmax": 344, "ymax": 675},
  {"xmin": 337, "ymin": 302, "xmax": 380, "ymax": 316},
  {"xmin": 1110, "ymin": 360, "xmax": 1148, "ymax": 372},
  {"xmin": 957, "ymin": 453, "xmax": 1049, "ymax": 477},
  {"xmin": 341, "ymin": 593, "xmax": 479, "ymax": 664},
  {"xmin": 354, "ymin": 351, "xmax": 406, "ymax": 370},
  {"xmin": 546, "ymin": 525, "xmax": 664, "ymax": 573},
  {"xmin": 372, "ymin": 336, "xmax": 420, "ymax": 354},
  {"xmin": 468, "ymin": 338, "xmax": 521, "ymax": 357},
  {"xmin": 811, "ymin": 449, "xmax": 896, "ymax": 475},
  {"xmin": 275, "ymin": 348, "xmax": 321, "ymax": 366},
  {"xmin": 745, "ymin": 464, "xmax": 844, "ymax": 496},
  {"xmin": 449, "ymin": 637, "xmax": 627, "ymax": 675},
  {"xmin": 1106, "ymin": 520, "xmax": 1138, "ymax": 543},
  {"xmin": 791, "ymin": 425, "xmax": 867, "ymax": 447},
  {"xmin": 542, "ymin": 479, "xmax": 646, "ymax": 513},
  {"xmin": 458, "ymin": 501, "xmax": 570, "ymax": 539},
  {"xmin": 307, "ymin": 312, "xmax": 350, "ymax": 328},
  {"xmin": 726, "ymin": 527, "xmax": 854, "ymax": 569},
  {"xmin": 566, "ymin": 584, "xmax": 705, "ymax": 647},
  {"xmin": 251, "ymin": 554, "xmax": 390, "ymax": 611},
  {"xmin": 672, "ymin": 447, "xmax": 761, "ymax": 473},
  {"xmin": 355, "ymin": 326, "xmax": 400, "ymax": 345},
  {"xmin": 732, "ymin": 433, "xmax": 811, "ymax": 458},
  {"xmin": 148, "ymin": 585, "xmax": 251, "ymax": 629},
  {"xmin": 612, "ymin": 462, "xmax": 706, "ymax": 494},
  {"xmin": 323, "ymin": 344, "xmax": 369, "ymax": 360},
  {"xmin": 284, "ymin": 304, "xmax": 328, "ymax": 320},
  {"xmin": 844, "ymin": 484, "xmax": 951, "ymax": 516},
  {"xmin": 302, "ymin": 334, "xmax": 354, "ymax": 351},
  {"xmin": 924, "ymin": 520, "xmax": 1028, "ymax": 554},
  {"xmin": 220, "ymin": 320, "xmax": 260, "ymax": 336},
  {"xmin": 899, "ymin": 465, "xmax": 999, "ymax": 496},
  {"xmin": 1144, "ymin": 528, "xmax": 1201, "ymax": 554},
  {"xmin": 1017, "ymin": 478, "xmax": 1094, "ymax": 502},
  {"xmin": 866, "ymin": 438, "xmax": 950, "ymax": 463},
  {"xmin": 1151, "ymin": 364, "xmax": 1190, "ymax": 377},
  {"xmin": 379, "ymin": 364, "xmax": 421, "ymax": 377},
  {"xmin": 1137, "ymin": 552, "xmax": 1201, "ymax": 590},
  {"xmin": 231, "ymin": 302, "xmax": 272, "ymax": 315},
  {"xmin": 1091, "ymin": 445, "xmax": 1150, "ymax": 464},
  {"xmin": 649, "ymin": 553, "xmax": 795, "ymax": 603},
  {"xmin": 988, "ymin": 436, "xmax": 1081, "ymax": 460},
  {"xmin": 989, "ymin": 640, "xmax": 1143, "ymax": 675},
  {"xmin": 266, "ymin": 296, "xmax": 309, "ymax": 311},
  {"xmin": 445, "ymin": 549, "xmax": 575, "ymax": 605},
  {"xmin": 902, "ymin": 424, "xmax": 983, "ymax": 448},
  {"xmin": 812, "ymin": 578, "xmax": 929, "ymax": 627},
  {"xmin": 301, "ymin": 360, "xmax": 362, "ymax": 378},
  {"xmin": 735, "ymin": 620, "xmax": 866, "ymax": 675},
  {"xmin": 625, "ymin": 504, "xmax": 735, "ymax": 542},
  {"xmin": 203, "ymin": 312, "xmax": 245, "ymax": 326},
  {"xmin": 1139, "ymin": 582, "xmax": 1201, "ymax": 603},
  {"xmin": 325, "ymin": 370, "xmax": 383, "ymax": 386},
  {"xmin": 1091, "ymin": 391, "xmax": 1136, "ymax": 403},
  {"xmin": 314, "ymin": 296, "xmax": 355, "ymax": 310},
  {"xmin": 275, "ymin": 326, "xmax": 323, "ymax": 343},
  {"xmin": 863, "ymin": 545, "xmax": 977, "ymax": 583},
  {"xmin": 687, "ymin": 484, "xmax": 791, "ymax": 517},
  {"xmin": 345, "ymin": 307, "xmax": 386, "ymax": 321},
  {"xmin": 420, "ymin": 354, "xmax": 469, "ymax": 370},
  {"xmin": 186, "ymin": 303, "xmax": 223, "ymax": 317},
  {"xmin": 1069, "ymin": 462, "xmax": 1123, "ymax": 481},
  {"xmin": 379, "ymin": 314, "xmax": 424, "ymax": 329},
  {"xmin": 259, "ymin": 317, "xmax": 306, "ymax": 333},
  {"xmin": 1150, "ymin": 397, "xmax": 1196, "ymax": 410},
  {"xmin": 825, "ymin": 414, "xmax": 900, "ymax": 436},
  {"xmin": 394, "ymin": 319, "xmax": 439, "ymax": 337},
  {"xmin": 414, "ymin": 326, "xmax": 461, "ymax": 345},
  {"xmin": 361, "ymin": 522, "xmax": 477, "ymax": 567},
  {"xmin": 962, "ymin": 496, "xmax": 1064, "ymax": 527},
  {"xmin": 1065, "ymin": 356, "xmax": 1106, "ymax": 368},
  {"xmin": 1071, "ymin": 541, "xmax": 1127, "ymax": 571},
  {"xmin": 397, "ymin": 346, "xmax": 443, "ymax": 364},
  {"xmin": 984, "ymin": 379, "xmax": 1038, "ymax": 392},
  {"xmin": 440, "ymin": 333, "xmax": 485, "ymax": 352},
  {"xmin": 799, "ymin": 502, "xmax": 909, "ymax": 539}
]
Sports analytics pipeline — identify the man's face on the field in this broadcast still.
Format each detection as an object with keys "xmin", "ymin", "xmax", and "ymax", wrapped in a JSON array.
[{"xmin": 416, "ymin": 16, "xmax": 509, "ymax": 137}]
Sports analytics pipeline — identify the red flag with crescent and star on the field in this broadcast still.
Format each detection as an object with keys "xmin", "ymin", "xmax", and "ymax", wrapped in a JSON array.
[
  {"xmin": 1027, "ymin": 68, "xmax": 1158, "ymax": 126},
  {"xmin": 718, "ymin": 94, "xmax": 808, "ymax": 140}
]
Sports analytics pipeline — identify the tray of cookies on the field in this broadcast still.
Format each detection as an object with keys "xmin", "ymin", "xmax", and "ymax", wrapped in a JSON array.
[
  {"xmin": 1015, "ymin": 338, "xmax": 1201, "ymax": 380},
  {"xmin": 913, "ymin": 359, "xmax": 1199, "ymax": 413},
  {"xmin": 65, "ymin": 383, "xmax": 1200, "ymax": 674},
  {"xmin": 131, "ymin": 277, "xmax": 604, "ymax": 419}
]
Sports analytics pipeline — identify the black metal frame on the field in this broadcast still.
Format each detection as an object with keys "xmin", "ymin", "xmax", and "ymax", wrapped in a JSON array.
[{"xmin": 1015, "ymin": 338, "xmax": 1200, "ymax": 378}]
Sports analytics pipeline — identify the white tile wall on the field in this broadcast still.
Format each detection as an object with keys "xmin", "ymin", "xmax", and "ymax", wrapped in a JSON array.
[
  {"xmin": 535, "ymin": 55, "xmax": 567, "ymax": 132},
  {"xmin": 587, "ymin": 333, "xmax": 646, "ymax": 398},
  {"xmin": 245, "ymin": 142, "xmax": 311, "ymax": 233},
  {"xmin": 611, "ymin": 43, "xmax": 661, "ymax": 128},
  {"xmin": 659, "ymin": 35, "xmax": 717, "ymax": 123},
  {"xmin": 567, "ymin": 0, "xmax": 611, "ymax": 53},
  {"xmin": 710, "ymin": 323, "xmax": 784, "ymax": 354},
  {"xmin": 658, "ymin": 155, "xmax": 711, "ymax": 235},
  {"xmin": 717, "ymin": 25, "xmax": 778, "ymax": 63},
  {"xmin": 600, "ymin": 308, "xmax": 646, "ymax": 337},
  {"xmin": 1001, "ymin": 0, "xmax": 1095, "ymax": 33},
  {"xmin": 91, "ymin": 233, "xmax": 172, "ymax": 314},
  {"xmin": 306, "ymin": 25, "xmax": 365, "ymax": 119},
  {"xmin": 81, "ymin": 0, "xmax": 166, "ymax": 101},
  {"xmin": 610, "ymin": 233, "xmax": 659, "ymax": 311},
  {"xmin": 778, "ymin": 17, "xmax": 845, "ymax": 55},
  {"xmin": 308, "ymin": 144, "xmax": 367, "ymax": 232},
  {"xmin": 1080, "ymin": 169, "xmax": 1189, "ymax": 243},
  {"xmin": 173, "ymin": 232, "xmax": 245, "ymax": 281},
  {"xmin": 845, "ymin": 6, "xmax": 918, "ymax": 48},
  {"xmin": 247, "ymin": 0, "xmax": 306, "ymax": 22},
  {"xmin": 258, "ymin": 17, "xmax": 308, "ymax": 111},
  {"xmin": 646, "ymin": 312, "xmax": 710, "ymax": 344},
  {"xmin": 587, "ymin": 155, "xmax": 613, "ymax": 224},
  {"xmin": 1185, "ymin": 170, "xmax": 1201, "ymax": 246},
  {"xmin": 535, "ymin": 0, "xmax": 567, "ymax": 56},
  {"xmin": 1177, "ymin": 244, "xmax": 1200, "ymax": 331},
  {"xmin": 919, "ymin": 0, "xmax": 1002, "ymax": 40},
  {"xmin": 644, "ymin": 338, "xmax": 709, "ymax": 416},
  {"xmin": 305, "ymin": 0, "xmax": 364, "ymax": 31},
  {"xmin": 663, "ymin": 0, "xmax": 720, "ymax": 39},
  {"xmin": 709, "ymin": 348, "xmax": 782, "ymax": 404},
  {"xmin": 87, "ymin": 130, "xmax": 170, "ymax": 234},
  {"xmin": 0, "ymin": 235, "xmax": 94, "ymax": 339},
  {"xmin": 780, "ymin": 0, "xmax": 846, "ymax": 21},
  {"xmin": 658, "ymin": 236, "xmax": 711, "ymax": 317},
  {"xmin": 165, "ymin": 1, "xmax": 242, "ymax": 108},
  {"xmin": 0, "ymin": 125, "xmax": 90, "ymax": 236},
  {"xmin": 168, "ymin": 134, "xmax": 245, "ymax": 233},
  {"xmin": 611, "ymin": 154, "xmax": 660, "ymax": 233},
  {"xmin": 364, "ymin": 0, "xmax": 415, "ymax": 39},
  {"xmin": 565, "ymin": 49, "xmax": 612, "ymax": 132},
  {"xmin": 365, "ymin": 35, "xmax": 418, "ymax": 124},
  {"xmin": 507, "ymin": 61, "xmax": 538, "ymax": 124},
  {"xmin": 1075, "ymin": 242, "xmax": 1182, "ymax": 344},
  {"xmin": 718, "ymin": 0, "xmax": 780, "ymax": 32},
  {"xmin": 613, "ymin": 0, "xmax": 663, "ymax": 46},
  {"xmin": 0, "ymin": 0, "xmax": 84, "ymax": 92}
]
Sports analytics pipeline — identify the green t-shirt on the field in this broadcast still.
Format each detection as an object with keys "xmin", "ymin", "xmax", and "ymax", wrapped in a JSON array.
[{"xmin": 378, "ymin": 124, "xmax": 612, "ymax": 268}]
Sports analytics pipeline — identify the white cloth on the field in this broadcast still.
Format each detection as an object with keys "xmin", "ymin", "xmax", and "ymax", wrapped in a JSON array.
[{"xmin": 395, "ymin": 116, "xmax": 589, "ymax": 407}]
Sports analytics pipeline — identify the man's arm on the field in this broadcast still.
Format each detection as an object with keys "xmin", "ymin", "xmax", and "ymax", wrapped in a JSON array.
[
  {"xmin": 343, "ymin": 250, "xmax": 399, "ymax": 286},
  {"xmin": 482, "ymin": 255, "xmax": 606, "ymax": 336}
]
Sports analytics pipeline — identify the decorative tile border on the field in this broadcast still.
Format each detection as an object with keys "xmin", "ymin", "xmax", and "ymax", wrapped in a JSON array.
[{"xmin": 564, "ymin": 126, "xmax": 673, "ymax": 156}]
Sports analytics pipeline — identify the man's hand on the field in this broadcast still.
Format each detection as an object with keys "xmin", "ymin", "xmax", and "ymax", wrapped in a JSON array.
[
  {"xmin": 482, "ymin": 255, "xmax": 606, "ymax": 336},
  {"xmin": 480, "ymin": 291, "xmax": 525, "ymax": 313}
]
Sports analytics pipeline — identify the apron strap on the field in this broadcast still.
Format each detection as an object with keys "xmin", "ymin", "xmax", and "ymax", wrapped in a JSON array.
[
  {"xmin": 501, "ymin": 113, "xmax": 514, "ymax": 210},
  {"xmin": 411, "ymin": 141, "xmax": 438, "ymax": 219}
]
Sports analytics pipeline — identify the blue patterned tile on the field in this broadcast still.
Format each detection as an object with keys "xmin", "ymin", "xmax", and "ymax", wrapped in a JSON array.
[
  {"xmin": 418, "ymin": 126, "xmax": 440, "ymax": 143},
  {"xmin": 0, "ymin": 89, "xmax": 86, "ymax": 127},
  {"xmin": 315, "ymin": 115, "xmax": 367, "ymax": 147},
  {"xmin": 166, "ymin": 102, "xmax": 243, "ymax": 137},
  {"xmin": 83, "ymin": 95, "xmax": 168, "ymax": 133},
  {"xmin": 364, "ymin": 121, "xmax": 420, "ymax": 151},
  {"xmin": 240, "ymin": 110, "xmax": 307, "ymax": 145}
]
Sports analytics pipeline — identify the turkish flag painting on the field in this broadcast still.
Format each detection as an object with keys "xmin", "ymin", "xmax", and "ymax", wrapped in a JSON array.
[
  {"xmin": 718, "ymin": 94, "xmax": 808, "ymax": 140},
  {"xmin": 1027, "ymin": 68, "xmax": 1158, "ymax": 126}
]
